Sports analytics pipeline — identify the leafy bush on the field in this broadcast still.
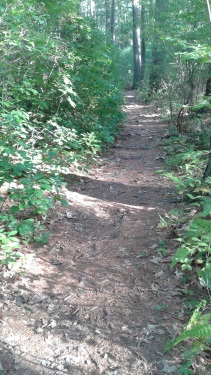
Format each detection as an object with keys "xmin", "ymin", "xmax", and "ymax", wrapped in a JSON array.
[
  {"xmin": 0, "ymin": 0, "xmax": 124, "ymax": 268},
  {"xmin": 161, "ymin": 129, "xmax": 211, "ymax": 372}
]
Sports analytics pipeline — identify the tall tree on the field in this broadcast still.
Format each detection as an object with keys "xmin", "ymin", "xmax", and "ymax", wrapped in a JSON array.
[
  {"xmin": 105, "ymin": 0, "xmax": 111, "ymax": 35},
  {"xmin": 132, "ymin": 0, "xmax": 142, "ymax": 89},
  {"xmin": 141, "ymin": 2, "xmax": 146, "ymax": 82},
  {"xmin": 149, "ymin": 0, "xmax": 167, "ymax": 91},
  {"xmin": 90, "ymin": 0, "xmax": 95, "ymax": 17},
  {"xmin": 111, "ymin": 0, "xmax": 116, "ymax": 43}
]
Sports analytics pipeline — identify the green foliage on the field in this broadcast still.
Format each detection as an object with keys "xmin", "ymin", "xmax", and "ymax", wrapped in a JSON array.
[
  {"xmin": 161, "ymin": 135, "xmax": 211, "ymax": 292},
  {"xmin": 165, "ymin": 300, "xmax": 211, "ymax": 374},
  {"xmin": 167, "ymin": 301, "xmax": 211, "ymax": 369},
  {"xmin": 161, "ymin": 110, "xmax": 211, "ymax": 372},
  {"xmin": 137, "ymin": 0, "xmax": 211, "ymax": 123},
  {"xmin": 157, "ymin": 241, "xmax": 169, "ymax": 257},
  {"xmin": 0, "ymin": 0, "xmax": 123, "ymax": 268},
  {"xmin": 171, "ymin": 219, "xmax": 211, "ymax": 288},
  {"xmin": 163, "ymin": 136, "xmax": 207, "ymax": 172}
]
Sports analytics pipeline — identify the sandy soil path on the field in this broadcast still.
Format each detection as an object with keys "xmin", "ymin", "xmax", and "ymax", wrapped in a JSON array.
[{"xmin": 0, "ymin": 91, "xmax": 183, "ymax": 374}]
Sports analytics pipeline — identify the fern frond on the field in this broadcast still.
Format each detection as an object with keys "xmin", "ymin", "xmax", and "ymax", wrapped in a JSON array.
[
  {"xmin": 173, "ymin": 324, "xmax": 211, "ymax": 346},
  {"xmin": 173, "ymin": 302, "xmax": 211, "ymax": 347}
]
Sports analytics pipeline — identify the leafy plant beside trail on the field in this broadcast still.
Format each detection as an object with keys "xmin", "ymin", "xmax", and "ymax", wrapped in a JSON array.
[
  {"xmin": 0, "ymin": 0, "xmax": 124, "ymax": 268},
  {"xmin": 159, "ymin": 128, "xmax": 211, "ymax": 373},
  {"xmin": 147, "ymin": 17, "xmax": 211, "ymax": 369}
]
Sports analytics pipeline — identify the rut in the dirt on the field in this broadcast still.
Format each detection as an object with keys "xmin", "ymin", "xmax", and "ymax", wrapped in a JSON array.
[{"xmin": 0, "ymin": 92, "xmax": 183, "ymax": 375}]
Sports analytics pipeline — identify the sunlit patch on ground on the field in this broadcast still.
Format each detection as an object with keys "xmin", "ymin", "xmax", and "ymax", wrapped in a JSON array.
[{"xmin": 0, "ymin": 91, "xmax": 182, "ymax": 375}]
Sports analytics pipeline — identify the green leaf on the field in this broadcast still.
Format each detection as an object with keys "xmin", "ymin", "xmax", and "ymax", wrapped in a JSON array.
[
  {"xmin": 186, "ymin": 194, "xmax": 196, "ymax": 200},
  {"xmin": 136, "ymin": 251, "xmax": 146, "ymax": 258},
  {"xmin": 36, "ymin": 190, "xmax": 44, "ymax": 198},
  {"xmin": 4, "ymin": 147, "xmax": 15, "ymax": 155},
  {"xmin": 8, "ymin": 231, "xmax": 18, "ymax": 236},
  {"xmin": 198, "ymin": 263, "xmax": 211, "ymax": 288},
  {"xmin": 20, "ymin": 178, "xmax": 33, "ymax": 184},
  {"xmin": 164, "ymin": 338, "xmax": 175, "ymax": 353},
  {"xmin": 61, "ymin": 199, "xmax": 69, "ymax": 207},
  {"xmin": 10, "ymin": 205, "xmax": 20, "ymax": 213},
  {"xmin": 174, "ymin": 324, "xmax": 211, "ymax": 346},
  {"xmin": 155, "ymin": 304, "xmax": 167, "ymax": 310},
  {"xmin": 171, "ymin": 246, "xmax": 190, "ymax": 268},
  {"xmin": 173, "ymin": 301, "xmax": 210, "ymax": 349}
]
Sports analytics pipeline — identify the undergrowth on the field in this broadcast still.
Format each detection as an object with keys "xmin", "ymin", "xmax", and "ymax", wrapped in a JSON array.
[
  {"xmin": 0, "ymin": 0, "xmax": 124, "ymax": 270},
  {"xmin": 159, "ymin": 124, "xmax": 211, "ymax": 373}
]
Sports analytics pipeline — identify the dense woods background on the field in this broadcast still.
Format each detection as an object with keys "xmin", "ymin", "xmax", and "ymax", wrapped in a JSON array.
[{"xmin": 0, "ymin": 1, "xmax": 211, "ymax": 372}]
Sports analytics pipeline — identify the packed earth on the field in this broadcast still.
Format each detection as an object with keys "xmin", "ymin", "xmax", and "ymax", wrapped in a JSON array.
[{"xmin": 0, "ymin": 92, "xmax": 192, "ymax": 374}]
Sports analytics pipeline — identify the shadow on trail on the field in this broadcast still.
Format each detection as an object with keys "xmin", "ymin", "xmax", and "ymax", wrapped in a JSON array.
[
  {"xmin": 0, "ymin": 91, "xmax": 176, "ymax": 375},
  {"xmin": 0, "ymin": 192, "xmax": 170, "ymax": 374},
  {"xmin": 0, "ymin": 186, "xmax": 166, "ymax": 373},
  {"xmin": 63, "ymin": 175, "xmax": 169, "ymax": 208}
]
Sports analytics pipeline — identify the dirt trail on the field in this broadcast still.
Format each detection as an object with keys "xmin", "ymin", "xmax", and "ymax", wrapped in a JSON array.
[{"xmin": 0, "ymin": 91, "xmax": 184, "ymax": 374}]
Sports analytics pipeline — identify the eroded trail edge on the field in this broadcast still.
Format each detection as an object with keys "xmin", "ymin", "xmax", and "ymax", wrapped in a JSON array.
[{"xmin": 0, "ymin": 92, "xmax": 183, "ymax": 375}]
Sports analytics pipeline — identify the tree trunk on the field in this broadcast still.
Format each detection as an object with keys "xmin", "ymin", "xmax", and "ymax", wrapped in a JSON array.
[
  {"xmin": 202, "ymin": 135, "xmax": 211, "ymax": 179},
  {"xmin": 205, "ymin": 64, "xmax": 211, "ymax": 96},
  {"xmin": 90, "ymin": 0, "xmax": 95, "ymax": 17},
  {"xmin": 132, "ymin": 0, "xmax": 142, "ymax": 89},
  {"xmin": 105, "ymin": 0, "xmax": 111, "ymax": 36},
  {"xmin": 141, "ymin": 4, "xmax": 146, "ymax": 82},
  {"xmin": 149, "ymin": 0, "xmax": 167, "ymax": 91},
  {"xmin": 111, "ymin": 0, "xmax": 115, "ymax": 44}
]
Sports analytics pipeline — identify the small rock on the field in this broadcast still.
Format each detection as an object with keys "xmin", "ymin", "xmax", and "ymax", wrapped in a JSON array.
[
  {"xmin": 66, "ymin": 211, "xmax": 74, "ymax": 219},
  {"xmin": 121, "ymin": 325, "xmax": 129, "ymax": 332},
  {"xmin": 48, "ymin": 319, "xmax": 57, "ymax": 329},
  {"xmin": 35, "ymin": 327, "xmax": 44, "ymax": 334},
  {"xmin": 0, "ymin": 362, "xmax": 4, "ymax": 372}
]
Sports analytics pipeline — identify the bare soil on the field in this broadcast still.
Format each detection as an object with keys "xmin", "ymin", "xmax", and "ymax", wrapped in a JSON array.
[{"xmin": 0, "ymin": 91, "xmax": 186, "ymax": 374}]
